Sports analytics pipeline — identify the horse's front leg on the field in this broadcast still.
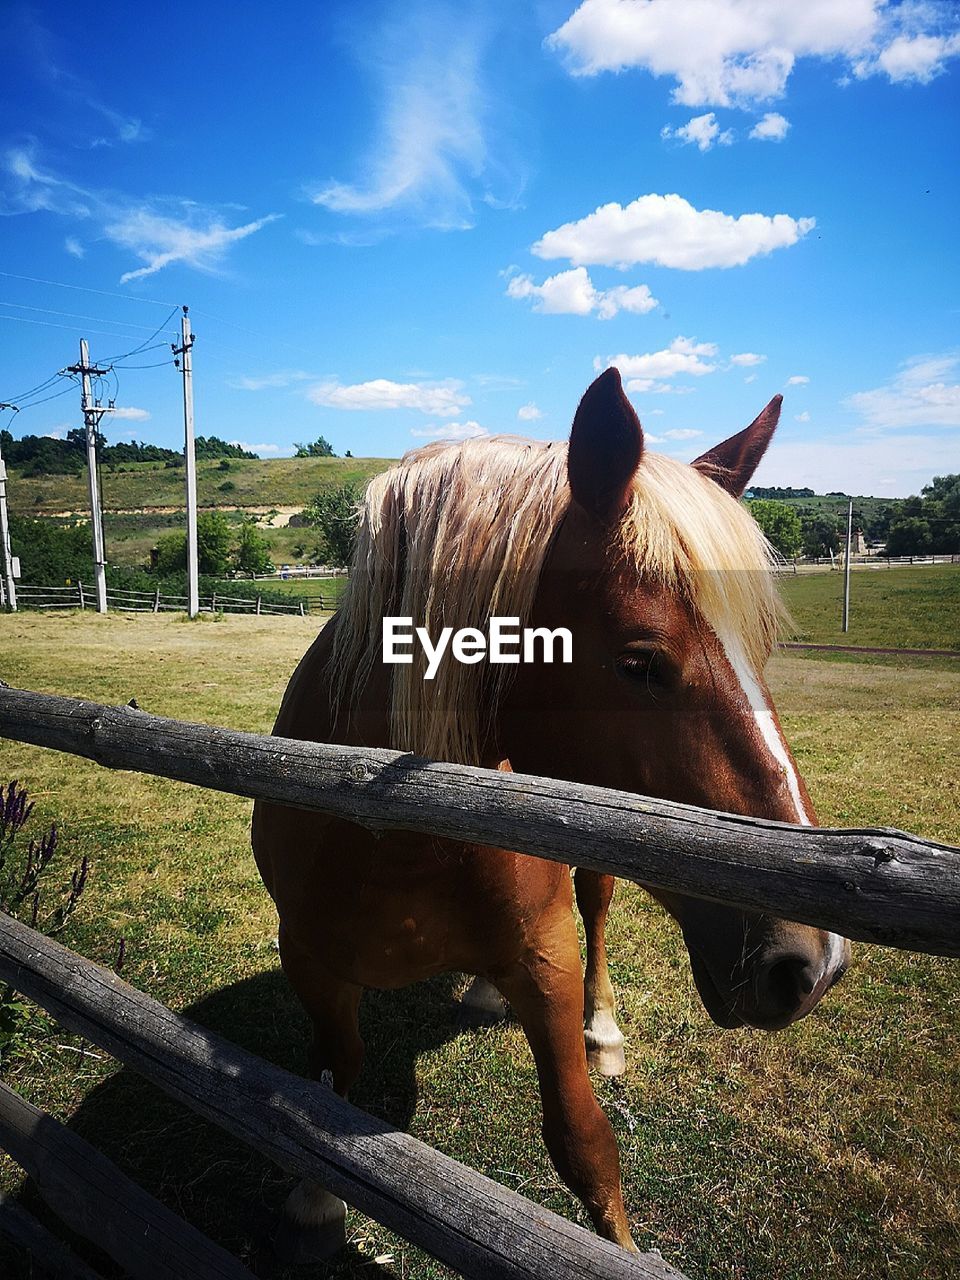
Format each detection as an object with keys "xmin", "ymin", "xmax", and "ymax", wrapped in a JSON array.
[
  {"xmin": 274, "ymin": 928, "xmax": 364, "ymax": 1264},
  {"xmin": 575, "ymin": 869, "xmax": 626, "ymax": 1077},
  {"xmin": 491, "ymin": 904, "xmax": 636, "ymax": 1251}
]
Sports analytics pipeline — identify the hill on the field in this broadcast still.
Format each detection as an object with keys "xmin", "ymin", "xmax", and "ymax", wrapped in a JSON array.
[{"xmin": 6, "ymin": 454, "xmax": 394, "ymax": 517}]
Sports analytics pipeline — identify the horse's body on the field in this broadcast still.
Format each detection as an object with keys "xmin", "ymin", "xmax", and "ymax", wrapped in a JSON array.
[{"xmin": 252, "ymin": 370, "xmax": 850, "ymax": 1257}]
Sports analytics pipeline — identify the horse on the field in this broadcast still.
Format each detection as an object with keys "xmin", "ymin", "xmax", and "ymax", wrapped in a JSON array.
[{"xmin": 251, "ymin": 368, "xmax": 851, "ymax": 1259}]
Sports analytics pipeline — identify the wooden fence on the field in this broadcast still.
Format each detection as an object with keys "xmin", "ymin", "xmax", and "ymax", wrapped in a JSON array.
[
  {"xmin": 11, "ymin": 582, "xmax": 319, "ymax": 615},
  {"xmin": 0, "ymin": 683, "xmax": 957, "ymax": 1279}
]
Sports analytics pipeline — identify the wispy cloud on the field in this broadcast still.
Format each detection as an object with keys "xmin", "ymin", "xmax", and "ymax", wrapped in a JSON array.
[
  {"xmin": 786, "ymin": 375, "xmax": 810, "ymax": 385},
  {"xmin": 310, "ymin": 7, "xmax": 522, "ymax": 232},
  {"xmin": 1, "ymin": 145, "xmax": 279, "ymax": 283},
  {"xmin": 111, "ymin": 406, "xmax": 150, "ymax": 421},
  {"xmin": 517, "ymin": 402, "xmax": 542, "ymax": 421},
  {"xmin": 729, "ymin": 352, "xmax": 766, "ymax": 367},
  {"xmin": 229, "ymin": 371, "xmax": 314, "ymax": 391},
  {"xmin": 599, "ymin": 337, "xmax": 720, "ymax": 384},
  {"xmin": 64, "ymin": 235, "xmax": 84, "ymax": 258},
  {"xmin": 308, "ymin": 378, "xmax": 470, "ymax": 417},
  {"xmin": 109, "ymin": 209, "xmax": 281, "ymax": 283},
  {"xmin": 532, "ymin": 194, "xmax": 814, "ymax": 271},
  {"xmin": 506, "ymin": 266, "xmax": 657, "ymax": 318},
  {"xmin": 846, "ymin": 354, "xmax": 960, "ymax": 429},
  {"xmin": 410, "ymin": 420, "xmax": 488, "ymax": 441}
]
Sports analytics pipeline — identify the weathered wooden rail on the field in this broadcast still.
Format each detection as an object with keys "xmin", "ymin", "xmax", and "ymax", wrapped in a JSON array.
[
  {"xmin": 0, "ymin": 681, "xmax": 958, "ymax": 1278},
  {"xmin": 0, "ymin": 913, "xmax": 681, "ymax": 1280},
  {"xmin": 0, "ymin": 686, "xmax": 957, "ymax": 955}
]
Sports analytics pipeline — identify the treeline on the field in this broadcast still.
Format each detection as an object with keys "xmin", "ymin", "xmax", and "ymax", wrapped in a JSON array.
[
  {"xmin": 745, "ymin": 485, "xmax": 816, "ymax": 499},
  {"xmin": 0, "ymin": 428, "xmax": 255, "ymax": 476}
]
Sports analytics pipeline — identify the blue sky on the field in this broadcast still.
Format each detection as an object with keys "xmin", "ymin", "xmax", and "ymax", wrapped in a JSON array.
[{"xmin": 1, "ymin": 0, "xmax": 958, "ymax": 497}]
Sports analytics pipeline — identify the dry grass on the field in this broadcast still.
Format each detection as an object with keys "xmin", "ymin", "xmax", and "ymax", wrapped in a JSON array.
[{"xmin": 0, "ymin": 613, "xmax": 957, "ymax": 1279}]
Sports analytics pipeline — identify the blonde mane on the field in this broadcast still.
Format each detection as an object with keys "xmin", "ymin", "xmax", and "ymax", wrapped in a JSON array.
[{"xmin": 329, "ymin": 435, "xmax": 782, "ymax": 763}]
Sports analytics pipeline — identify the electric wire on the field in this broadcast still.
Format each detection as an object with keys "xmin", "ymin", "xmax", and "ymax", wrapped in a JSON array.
[
  {"xmin": 0, "ymin": 300, "xmax": 171, "ymax": 332},
  {"xmin": 0, "ymin": 270, "xmax": 179, "ymax": 309},
  {"xmin": 99, "ymin": 305, "xmax": 181, "ymax": 364}
]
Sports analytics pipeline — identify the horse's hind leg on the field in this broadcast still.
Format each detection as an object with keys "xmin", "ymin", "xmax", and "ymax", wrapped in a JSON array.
[
  {"xmin": 491, "ymin": 907, "xmax": 635, "ymax": 1250},
  {"xmin": 575, "ymin": 870, "xmax": 626, "ymax": 1077},
  {"xmin": 274, "ymin": 930, "xmax": 364, "ymax": 1264},
  {"xmin": 460, "ymin": 974, "xmax": 507, "ymax": 1022}
]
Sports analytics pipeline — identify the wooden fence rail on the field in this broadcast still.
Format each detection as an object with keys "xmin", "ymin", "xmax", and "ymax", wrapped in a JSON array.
[
  {"xmin": 0, "ymin": 912, "xmax": 682, "ymax": 1280},
  {"xmin": 11, "ymin": 583, "xmax": 315, "ymax": 616},
  {"xmin": 0, "ymin": 686, "xmax": 958, "ymax": 955}
]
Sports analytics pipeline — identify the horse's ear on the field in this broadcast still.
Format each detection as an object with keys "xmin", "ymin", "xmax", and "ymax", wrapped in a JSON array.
[
  {"xmin": 568, "ymin": 367, "xmax": 644, "ymax": 522},
  {"xmin": 691, "ymin": 395, "xmax": 782, "ymax": 497}
]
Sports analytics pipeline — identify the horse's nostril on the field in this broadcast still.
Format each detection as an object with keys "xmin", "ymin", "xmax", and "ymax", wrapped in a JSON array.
[{"xmin": 758, "ymin": 953, "xmax": 819, "ymax": 1014}]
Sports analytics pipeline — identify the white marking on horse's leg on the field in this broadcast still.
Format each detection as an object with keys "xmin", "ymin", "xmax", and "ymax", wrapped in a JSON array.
[
  {"xmin": 718, "ymin": 631, "xmax": 847, "ymax": 980},
  {"xmin": 461, "ymin": 975, "xmax": 507, "ymax": 1019},
  {"xmin": 584, "ymin": 1007, "xmax": 626, "ymax": 1077}
]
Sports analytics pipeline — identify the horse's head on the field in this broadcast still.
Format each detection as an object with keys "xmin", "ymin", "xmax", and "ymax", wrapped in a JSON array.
[{"xmin": 502, "ymin": 369, "xmax": 850, "ymax": 1031}]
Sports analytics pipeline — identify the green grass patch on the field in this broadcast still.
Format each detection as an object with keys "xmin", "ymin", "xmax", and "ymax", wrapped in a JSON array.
[
  {"xmin": 780, "ymin": 564, "xmax": 960, "ymax": 650},
  {"xmin": 0, "ymin": 614, "xmax": 958, "ymax": 1279}
]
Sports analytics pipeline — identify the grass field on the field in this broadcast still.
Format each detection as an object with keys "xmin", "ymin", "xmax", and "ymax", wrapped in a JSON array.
[
  {"xmin": 8, "ymin": 455, "xmax": 393, "ymax": 518},
  {"xmin": 780, "ymin": 564, "xmax": 960, "ymax": 650},
  {"xmin": 0, "ymin": 612, "xmax": 958, "ymax": 1280}
]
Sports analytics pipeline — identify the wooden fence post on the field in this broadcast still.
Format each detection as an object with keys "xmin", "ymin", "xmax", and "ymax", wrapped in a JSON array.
[
  {"xmin": 153, "ymin": 589, "xmax": 160, "ymax": 613},
  {"xmin": 77, "ymin": 582, "xmax": 85, "ymax": 610},
  {"xmin": 211, "ymin": 592, "xmax": 217, "ymax": 612},
  {"xmin": 299, "ymin": 601, "xmax": 305, "ymax": 617},
  {"xmin": 255, "ymin": 595, "xmax": 261, "ymax": 615}
]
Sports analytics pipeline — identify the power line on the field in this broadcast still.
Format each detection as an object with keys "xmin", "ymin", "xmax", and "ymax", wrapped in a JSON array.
[
  {"xmin": 0, "ymin": 270, "xmax": 179, "ymax": 309},
  {"xmin": 98, "ymin": 305, "xmax": 181, "ymax": 364},
  {"xmin": 0, "ymin": 313, "xmax": 173, "ymax": 343},
  {"xmin": 0, "ymin": 300, "xmax": 172, "ymax": 332}
]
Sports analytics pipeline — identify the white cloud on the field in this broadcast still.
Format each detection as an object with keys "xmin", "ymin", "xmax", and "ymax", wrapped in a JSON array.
[
  {"xmin": 750, "ymin": 112, "xmax": 791, "ymax": 141},
  {"xmin": 310, "ymin": 11, "xmax": 519, "ymax": 231},
  {"xmin": 846, "ymin": 354, "xmax": 960, "ymax": 429},
  {"xmin": 795, "ymin": 411, "xmax": 811, "ymax": 422},
  {"xmin": 533, "ymin": 194, "xmax": 815, "ymax": 271},
  {"xmin": 309, "ymin": 378, "xmax": 470, "ymax": 417},
  {"xmin": 2, "ymin": 146, "xmax": 277, "ymax": 284},
  {"xmin": 517, "ymin": 402, "xmax": 542, "ymax": 421},
  {"xmin": 230, "ymin": 371, "xmax": 313, "ymax": 391},
  {"xmin": 662, "ymin": 428, "xmax": 704, "ymax": 440},
  {"xmin": 230, "ymin": 441, "xmax": 284, "ymax": 455},
  {"xmin": 787, "ymin": 374, "xmax": 810, "ymax": 385},
  {"xmin": 729, "ymin": 351, "xmax": 766, "ymax": 367},
  {"xmin": 661, "ymin": 113, "xmax": 733, "ymax": 151},
  {"xmin": 752, "ymin": 432, "xmax": 960, "ymax": 498},
  {"xmin": 110, "ymin": 406, "xmax": 150, "ymax": 421},
  {"xmin": 108, "ymin": 209, "xmax": 281, "ymax": 283},
  {"xmin": 601, "ymin": 336, "xmax": 719, "ymax": 382},
  {"xmin": 411, "ymin": 420, "xmax": 488, "ymax": 441},
  {"xmin": 506, "ymin": 266, "xmax": 658, "ymax": 318},
  {"xmin": 547, "ymin": 0, "xmax": 960, "ymax": 105},
  {"xmin": 856, "ymin": 31, "xmax": 960, "ymax": 83},
  {"xmin": 64, "ymin": 235, "xmax": 84, "ymax": 258}
]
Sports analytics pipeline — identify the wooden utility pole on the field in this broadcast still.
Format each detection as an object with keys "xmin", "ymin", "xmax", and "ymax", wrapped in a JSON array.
[
  {"xmin": 67, "ymin": 341, "xmax": 112, "ymax": 614},
  {"xmin": 173, "ymin": 309, "xmax": 198, "ymax": 618},
  {"xmin": 0, "ymin": 438, "xmax": 16, "ymax": 611},
  {"xmin": 842, "ymin": 498, "xmax": 853, "ymax": 633}
]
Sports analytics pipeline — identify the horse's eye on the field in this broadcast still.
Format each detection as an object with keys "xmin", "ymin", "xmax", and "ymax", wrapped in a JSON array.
[{"xmin": 616, "ymin": 649, "xmax": 671, "ymax": 689}]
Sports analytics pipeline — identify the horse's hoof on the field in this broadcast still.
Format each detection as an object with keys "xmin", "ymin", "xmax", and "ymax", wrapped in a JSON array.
[
  {"xmin": 459, "ymin": 976, "xmax": 507, "ymax": 1025},
  {"xmin": 586, "ymin": 1040, "xmax": 626, "ymax": 1077},
  {"xmin": 271, "ymin": 1214, "xmax": 347, "ymax": 1265}
]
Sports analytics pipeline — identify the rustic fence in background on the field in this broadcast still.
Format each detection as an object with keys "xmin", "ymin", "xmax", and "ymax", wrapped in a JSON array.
[
  {"xmin": 10, "ymin": 582, "xmax": 319, "ymax": 615},
  {"xmin": 0, "ymin": 684, "xmax": 957, "ymax": 1278}
]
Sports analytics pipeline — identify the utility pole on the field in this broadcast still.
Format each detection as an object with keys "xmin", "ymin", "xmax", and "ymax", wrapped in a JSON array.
[
  {"xmin": 67, "ymin": 341, "xmax": 112, "ymax": 614},
  {"xmin": 0, "ymin": 413, "xmax": 17, "ymax": 610},
  {"xmin": 842, "ymin": 498, "xmax": 853, "ymax": 633},
  {"xmin": 173, "ymin": 307, "xmax": 198, "ymax": 618}
]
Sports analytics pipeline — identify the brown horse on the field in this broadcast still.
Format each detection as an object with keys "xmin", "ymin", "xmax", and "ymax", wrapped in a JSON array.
[{"xmin": 252, "ymin": 368, "xmax": 850, "ymax": 1259}]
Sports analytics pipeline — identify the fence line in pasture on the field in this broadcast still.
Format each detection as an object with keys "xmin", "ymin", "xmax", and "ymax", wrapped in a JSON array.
[
  {"xmin": 10, "ymin": 582, "xmax": 321, "ymax": 616},
  {"xmin": 0, "ymin": 687, "xmax": 957, "ymax": 956},
  {"xmin": 0, "ymin": 911, "xmax": 681, "ymax": 1280}
]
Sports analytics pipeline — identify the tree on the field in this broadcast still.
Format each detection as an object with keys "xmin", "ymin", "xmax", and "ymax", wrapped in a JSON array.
[
  {"xmin": 232, "ymin": 520, "xmax": 273, "ymax": 576},
  {"xmin": 294, "ymin": 437, "xmax": 336, "ymax": 458},
  {"xmin": 746, "ymin": 499, "xmax": 803, "ymax": 558},
  {"xmin": 301, "ymin": 485, "xmax": 360, "ymax": 567},
  {"xmin": 801, "ymin": 514, "xmax": 841, "ymax": 558},
  {"xmin": 155, "ymin": 511, "xmax": 232, "ymax": 577},
  {"xmin": 885, "ymin": 517, "xmax": 932, "ymax": 557}
]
